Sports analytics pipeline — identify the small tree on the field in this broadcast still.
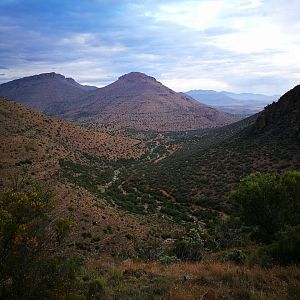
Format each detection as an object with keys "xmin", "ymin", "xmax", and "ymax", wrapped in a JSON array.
[
  {"xmin": 0, "ymin": 181, "xmax": 53, "ymax": 297},
  {"xmin": 0, "ymin": 175, "xmax": 80, "ymax": 299},
  {"xmin": 230, "ymin": 171, "xmax": 300, "ymax": 243}
]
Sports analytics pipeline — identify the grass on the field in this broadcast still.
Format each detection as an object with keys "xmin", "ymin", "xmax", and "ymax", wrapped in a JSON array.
[{"xmin": 73, "ymin": 258, "xmax": 300, "ymax": 300}]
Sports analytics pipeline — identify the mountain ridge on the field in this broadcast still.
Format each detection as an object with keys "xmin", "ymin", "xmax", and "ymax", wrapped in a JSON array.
[
  {"xmin": 186, "ymin": 89, "xmax": 279, "ymax": 115},
  {"xmin": 0, "ymin": 72, "xmax": 240, "ymax": 131}
]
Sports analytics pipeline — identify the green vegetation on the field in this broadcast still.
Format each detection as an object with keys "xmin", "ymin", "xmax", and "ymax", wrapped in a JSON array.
[
  {"xmin": 55, "ymin": 217, "xmax": 76, "ymax": 243},
  {"xmin": 0, "ymin": 176, "xmax": 81, "ymax": 299},
  {"xmin": 230, "ymin": 171, "xmax": 300, "ymax": 266},
  {"xmin": 230, "ymin": 171, "xmax": 300, "ymax": 243},
  {"xmin": 59, "ymin": 159, "xmax": 114, "ymax": 195}
]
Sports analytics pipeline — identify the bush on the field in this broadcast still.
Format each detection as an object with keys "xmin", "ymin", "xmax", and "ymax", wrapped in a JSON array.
[
  {"xmin": 0, "ymin": 176, "xmax": 81, "ymax": 299},
  {"xmin": 158, "ymin": 254, "xmax": 181, "ymax": 265},
  {"xmin": 226, "ymin": 249, "xmax": 246, "ymax": 265},
  {"xmin": 55, "ymin": 217, "xmax": 76, "ymax": 243},
  {"xmin": 258, "ymin": 225, "xmax": 300, "ymax": 265},
  {"xmin": 171, "ymin": 228, "xmax": 205, "ymax": 261},
  {"xmin": 86, "ymin": 277, "xmax": 106, "ymax": 299},
  {"xmin": 230, "ymin": 171, "xmax": 300, "ymax": 243},
  {"xmin": 288, "ymin": 285, "xmax": 300, "ymax": 300}
]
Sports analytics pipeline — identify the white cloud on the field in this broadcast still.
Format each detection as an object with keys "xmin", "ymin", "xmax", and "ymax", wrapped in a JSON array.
[
  {"xmin": 60, "ymin": 33, "xmax": 127, "ymax": 55},
  {"xmin": 1, "ymin": 0, "xmax": 300, "ymax": 95},
  {"xmin": 146, "ymin": 1, "xmax": 223, "ymax": 31},
  {"xmin": 239, "ymin": 0, "xmax": 264, "ymax": 10}
]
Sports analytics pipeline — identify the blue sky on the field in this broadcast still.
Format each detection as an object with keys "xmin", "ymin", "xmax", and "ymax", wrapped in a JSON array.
[{"xmin": 0, "ymin": 0, "xmax": 299, "ymax": 94}]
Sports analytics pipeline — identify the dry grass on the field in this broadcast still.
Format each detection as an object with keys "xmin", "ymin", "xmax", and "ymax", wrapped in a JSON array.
[{"xmin": 116, "ymin": 260, "xmax": 300, "ymax": 299}]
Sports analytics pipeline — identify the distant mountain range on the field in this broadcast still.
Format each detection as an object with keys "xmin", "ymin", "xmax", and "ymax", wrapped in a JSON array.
[
  {"xmin": 185, "ymin": 89, "xmax": 279, "ymax": 115},
  {"xmin": 0, "ymin": 72, "xmax": 239, "ymax": 131}
]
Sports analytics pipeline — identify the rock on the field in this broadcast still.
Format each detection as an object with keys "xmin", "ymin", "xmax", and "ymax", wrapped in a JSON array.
[{"xmin": 183, "ymin": 274, "xmax": 193, "ymax": 281}]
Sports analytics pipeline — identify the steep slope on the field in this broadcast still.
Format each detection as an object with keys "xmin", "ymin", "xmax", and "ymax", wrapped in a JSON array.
[
  {"xmin": 0, "ymin": 97, "xmax": 173, "ymax": 256},
  {"xmin": 0, "ymin": 72, "xmax": 88, "ymax": 114},
  {"xmin": 114, "ymin": 85, "xmax": 300, "ymax": 221},
  {"xmin": 254, "ymin": 84, "xmax": 300, "ymax": 137},
  {"xmin": 186, "ymin": 89, "xmax": 279, "ymax": 115},
  {"xmin": 0, "ymin": 96, "xmax": 145, "ymax": 175},
  {"xmin": 65, "ymin": 72, "xmax": 239, "ymax": 131}
]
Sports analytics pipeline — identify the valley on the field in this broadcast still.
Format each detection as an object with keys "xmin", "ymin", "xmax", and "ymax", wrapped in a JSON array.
[
  {"xmin": 1, "ymin": 1, "xmax": 300, "ymax": 298},
  {"xmin": 0, "ymin": 79, "xmax": 299, "ymax": 299}
]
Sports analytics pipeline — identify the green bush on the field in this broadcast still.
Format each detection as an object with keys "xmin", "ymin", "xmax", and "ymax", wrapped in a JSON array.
[
  {"xmin": 259, "ymin": 225, "xmax": 300, "ymax": 265},
  {"xmin": 171, "ymin": 228, "xmax": 205, "ymax": 261},
  {"xmin": 86, "ymin": 277, "xmax": 106, "ymax": 299},
  {"xmin": 0, "ymin": 176, "xmax": 81, "ymax": 299},
  {"xmin": 230, "ymin": 171, "xmax": 300, "ymax": 243},
  {"xmin": 288, "ymin": 285, "xmax": 300, "ymax": 300},
  {"xmin": 55, "ymin": 217, "xmax": 76, "ymax": 243},
  {"xmin": 158, "ymin": 254, "xmax": 181, "ymax": 265}
]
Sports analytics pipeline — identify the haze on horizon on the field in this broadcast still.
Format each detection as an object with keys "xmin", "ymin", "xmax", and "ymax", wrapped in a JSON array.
[{"xmin": 0, "ymin": 0, "xmax": 299, "ymax": 95}]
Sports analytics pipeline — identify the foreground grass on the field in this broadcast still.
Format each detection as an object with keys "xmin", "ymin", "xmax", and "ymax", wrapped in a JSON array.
[{"xmin": 71, "ymin": 258, "xmax": 300, "ymax": 300}]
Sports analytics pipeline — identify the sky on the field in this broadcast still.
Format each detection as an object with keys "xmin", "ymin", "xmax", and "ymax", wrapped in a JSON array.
[{"xmin": 0, "ymin": 0, "xmax": 299, "ymax": 94}]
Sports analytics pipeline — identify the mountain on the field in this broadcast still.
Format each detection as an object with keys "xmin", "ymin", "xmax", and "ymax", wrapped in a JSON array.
[
  {"xmin": 0, "ymin": 72, "xmax": 90, "ymax": 114},
  {"xmin": 254, "ymin": 84, "xmax": 300, "ymax": 137},
  {"xmin": 185, "ymin": 89, "xmax": 279, "ymax": 115},
  {"xmin": 121, "ymin": 85, "xmax": 300, "ymax": 216},
  {"xmin": 223, "ymin": 91, "xmax": 278, "ymax": 102},
  {"xmin": 63, "ymin": 72, "xmax": 239, "ymax": 131},
  {"xmin": 0, "ymin": 72, "xmax": 240, "ymax": 132}
]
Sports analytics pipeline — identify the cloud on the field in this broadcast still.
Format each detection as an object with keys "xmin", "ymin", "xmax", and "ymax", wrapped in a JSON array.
[
  {"xmin": 145, "ymin": 1, "xmax": 223, "ymax": 31},
  {"xmin": 0, "ymin": 0, "xmax": 299, "ymax": 95}
]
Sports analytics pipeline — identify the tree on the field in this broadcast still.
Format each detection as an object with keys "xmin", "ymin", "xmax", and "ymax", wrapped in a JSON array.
[
  {"xmin": 230, "ymin": 171, "xmax": 300, "ymax": 243},
  {"xmin": 0, "ymin": 175, "xmax": 80, "ymax": 299}
]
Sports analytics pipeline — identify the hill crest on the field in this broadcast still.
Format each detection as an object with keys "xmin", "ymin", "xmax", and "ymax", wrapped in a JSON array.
[
  {"xmin": 254, "ymin": 84, "xmax": 300, "ymax": 136},
  {"xmin": 0, "ymin": 72, "xmax": 240, "ymax": 131}
]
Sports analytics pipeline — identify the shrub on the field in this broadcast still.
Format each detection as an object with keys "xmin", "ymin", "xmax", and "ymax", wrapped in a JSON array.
[
  {"xmin": 171, "ymin": 228, "xmax": 205, "ymax": 261},
  {"xmin": 158, "ymin": 254, "xmax": 181, "ymax": 265},
  {"xmin": 288, "ymin": 285, "xmax": 300, "ymax": 300},
  {"xmin": 226, "ymin": 249, "xmax": 246, "ymax": 265},
  {"xmin": 230, "ymin": 171, "xmax": 300, "ymax": 243},
  {"xmin": 258, "ymin": 225, "xmax": 300, "ymax": 265},
  {"xmin": 55, "ymin": 217, "xmax": 76, "ymax": 243},
  {"xmin": 0, "ymin": 176, "xmax": 81, "ymax": 299},
  {"xmin": 86, "ymin": 277, "xmax": 106, "ymax": 299}
]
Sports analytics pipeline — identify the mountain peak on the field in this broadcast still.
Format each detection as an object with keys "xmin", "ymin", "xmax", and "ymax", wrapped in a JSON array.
[
  {"xmin": 28, "ymin": 72, "xmax": 66, "ymax": 80},
  {"xmin": 118, "ymin": 72, "xmax": 157, "ymax": 82}
]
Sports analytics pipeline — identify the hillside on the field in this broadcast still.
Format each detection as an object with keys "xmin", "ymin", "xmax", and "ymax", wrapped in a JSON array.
[
  {"xmin": 254, "ymin": 84, "xmax": 300, "ymax": 137},
  {"xmin": 0, "ymin": 97, "xmax": 169, "ymax": 256},
  {"xmin": 111, "ymin": 85, "xmax": 300, "ymax": 220},
  {"xmin": 0, "ymin": 72, "xmax": 240, "ymax": 132}
]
